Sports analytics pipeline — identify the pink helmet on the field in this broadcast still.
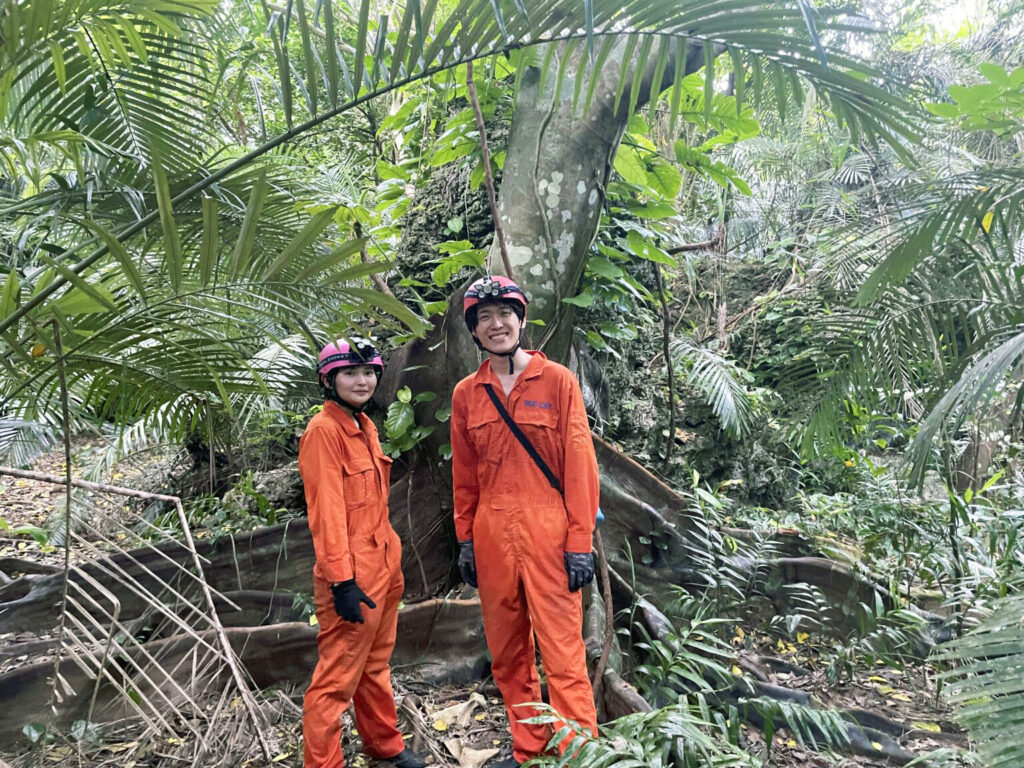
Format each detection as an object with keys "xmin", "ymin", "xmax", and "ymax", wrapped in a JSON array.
[
  {"xmin": 463, "ymin": 275, "xmax": 528, "ymax": 329},
  {"xmin": 317, "ymin": 338, "xmax": 384, "ymax": 378}
]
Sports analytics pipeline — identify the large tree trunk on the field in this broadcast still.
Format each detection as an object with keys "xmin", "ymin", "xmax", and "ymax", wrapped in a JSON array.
[{"xmin": 381, "ymin": 40, "xmax": 708, "ymax": 597}]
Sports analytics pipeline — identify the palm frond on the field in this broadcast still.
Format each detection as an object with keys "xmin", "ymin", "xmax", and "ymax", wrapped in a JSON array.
[
  {"xmin": 0, "ymin": 0, "xmax": 924, "ymax": 334},
  {"xmin": 936, "ymin": 591, "xmax": 1024, "ymax": 768},
  {"xmin": 671, "ymin": 334, "xmax": 754, "ymax": 439},
  {"xmin": 907, "ymin": 328, "xmax": 1024, "ymax": 485}
]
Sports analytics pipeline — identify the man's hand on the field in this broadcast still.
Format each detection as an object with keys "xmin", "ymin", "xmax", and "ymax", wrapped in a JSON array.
[
  {"xmin": 564, "ymin": 551, "xmax": 595, "ymax": 592},
  {"xmin": 458, "ymin": 539, "xmax": 478, "ymax": 588},
  {"xmin": 330, "ymin": 579, "xmax": 376, "ymax": 623}
]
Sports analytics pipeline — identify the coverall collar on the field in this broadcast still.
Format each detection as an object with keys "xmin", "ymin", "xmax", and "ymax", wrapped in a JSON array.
[
  {"xmin": 472, "ymin": 350, "xmax": 547, "ymax": 392},
  {"xmin": 322, "ymin": 399, "xmax": 367, "ymax": 436}
]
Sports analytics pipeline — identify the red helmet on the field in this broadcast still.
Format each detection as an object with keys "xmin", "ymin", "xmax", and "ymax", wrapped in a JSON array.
[
  {"xmin": 317, "ymin": 338, "xmax": 384, "ymax": 378},
  {"xmin": 463, "ymin": 275, "xmax": 528, "ymax": 329}
]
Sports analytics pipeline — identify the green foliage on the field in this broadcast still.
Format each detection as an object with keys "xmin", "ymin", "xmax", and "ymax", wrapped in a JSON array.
[
  {"xmin": 381, "ymin": 385, "xmax": 438, "ymax": 457},
  {"xmin": 634, "ymin": 613, "xmax": 736, "ymax": 704},
  {"xmin": 525, "ymin": 699, "xmax": 756, "ymax": 768},
  {"xmin": 926, "ymin": 64, "xmax": 1024, "ymax": 136},
  {"xmin": 740, "ymin": 697, "xmax": 850, "ymax": 753},
  {"xmin": 0, "ymin": 515, "xmax": 50, "ymax": 546},
  {"xmin": 936, "ymin": 589, "xmax": 1024, "ymax": 768}
]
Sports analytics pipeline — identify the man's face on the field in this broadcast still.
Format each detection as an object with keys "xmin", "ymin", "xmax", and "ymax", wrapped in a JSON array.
[{"xmin": 472, "ymin": 302, "xmax": 522, "ymax": 354}]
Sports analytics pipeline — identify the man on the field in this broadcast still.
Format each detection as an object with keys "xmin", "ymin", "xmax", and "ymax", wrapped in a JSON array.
[
  {"xmin": 450, "ymin": 276, "xmax": 599, "ymax": 767},
  {"xmin": 299, "ymin": 338, "xmax": 425, "ymax": 768}
]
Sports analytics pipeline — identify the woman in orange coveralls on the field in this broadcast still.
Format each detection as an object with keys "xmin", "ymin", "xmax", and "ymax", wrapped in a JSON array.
[
  {"xmin": 450, "ymin": 276, "xmax": 600, "ymax": 768},
  {"xmin": 299, "ymin": 338, "xmax": 424, "ymax": 768}
]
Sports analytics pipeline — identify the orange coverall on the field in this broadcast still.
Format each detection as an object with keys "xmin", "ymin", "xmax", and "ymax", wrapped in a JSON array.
[
  {"xmin": 299, "ymin": 400, "xmax": 405, "ymax": 768},
  {"xmin": 451, "ymin": 352, "xmax": 599, "ymax": 764}
]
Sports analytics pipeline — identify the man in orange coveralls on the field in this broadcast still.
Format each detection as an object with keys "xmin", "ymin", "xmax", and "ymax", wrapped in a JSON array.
[
  {"xmin": 450, "ymin": 276, "xmax": 600, "ymax": 768},
  {"xmin": 299, "ymin": 338, "xmax": 425, "ymax": 768}
]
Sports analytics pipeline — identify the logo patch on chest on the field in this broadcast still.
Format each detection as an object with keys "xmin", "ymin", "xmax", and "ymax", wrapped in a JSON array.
[{"xmin": 524, "ymin": 399, "xmax": 553, "ymax": 410}]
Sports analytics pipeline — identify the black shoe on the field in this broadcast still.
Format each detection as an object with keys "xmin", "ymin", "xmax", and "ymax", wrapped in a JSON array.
[
  {"xmin": 489, "ymin": 759, "xmax": 521, "ymax": 768},
  {"xmin": 384, "ymin": 746, "xmax": 426, "ymax": 768}
]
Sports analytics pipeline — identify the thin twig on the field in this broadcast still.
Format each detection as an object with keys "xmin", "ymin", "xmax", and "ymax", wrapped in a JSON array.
[
  {"xmin": 0, "ymin": 465, "xmax": 273, "ymax": 762},
  {"xmin": 405, "ymin": 469, "xmax": 429, "ymax": 594},
  {"xmin": 466, "ymin": 60, "xmax": 514, "ymax": 280},
  {"xmin": 49, "ymin": 319, "xmax": 74, "ymax": 713},
  {"xmin": 590, "ymin": 531, "xmax": 614, "ymax": 715},
  {"xmin": 654, "ymin": 265, "xmax": 676, "ymax": 468},
  {"xmin": 355, "ymin": 222, "xmax": 396, "ymax": 297}
]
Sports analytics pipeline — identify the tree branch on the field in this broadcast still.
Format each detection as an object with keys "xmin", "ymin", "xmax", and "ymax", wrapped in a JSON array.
[
  {"xmin": 653, "ymin": 265, "xmax": 675, "ymax": 468},
  {"xmin": 466, "ymin": 60, "xmax": 514, "ymax": 281}
]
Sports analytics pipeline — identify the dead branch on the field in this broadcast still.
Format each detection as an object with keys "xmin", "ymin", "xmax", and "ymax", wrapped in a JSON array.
[
  {"xmin": 0, "ymin": 465, "xmax": 272, "ymax": 762},
  {"xmin": 466, "ymin": 60, "xmax": 514, "ymax": 281}
]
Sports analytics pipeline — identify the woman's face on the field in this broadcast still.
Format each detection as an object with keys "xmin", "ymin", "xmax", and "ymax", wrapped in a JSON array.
[
  {"xmin": 473, "ymin": 302, "xmax": 522, "ymax": 354},
  {"xmin": 329, "ymin": 365, "xmax": 378, "ymax": 407}
]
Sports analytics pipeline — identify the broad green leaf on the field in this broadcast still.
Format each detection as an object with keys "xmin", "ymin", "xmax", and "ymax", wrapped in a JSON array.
[
  {"xmin": 199, "ymin": 196, "xmax": 218, "ymax": 288},
  {"xmin": 86, "ymin": 222, "xmax": 146, "ymax": 300},
  {"xmin": 230, "ymin": 171, "xmax": 269, "ymax": 279},
  {"xmin": 263, "ymin": 207, "xmax": 338, "ymax": 281},
  {"xmin": 613, "ymin": 143, "xmax": 648, "ymax": 189},
  {"xmin": 342, "ymin": 286, "xmax": 429, "ymax": 333},
  {"xmin": 669, "ymin": 36, "xmax": 689, "ymax": 136},
  {"xmin": 303, "ymin": 238, "xmax": 368, "ymax": 281},
  {"xmin": 352, "ymin": 0, "xmax": 371, "ymax": 97},
  {"xmin": 562, "ymin": 292, "xmax": 594, "ymax": 307},
  {"xmin": 296, "ymin": 0, "xmax": 317, "ymax": 114},
  {"xmin": 703, "ymin": 41, "xmax": 715, "ymax": 127},
  {"xmin": 151, "ymin": 152, "xmax": 182, "ymax": 293},
  {"xmin": 587, "ymin": 257, "xmax": 623, "ymax": 280},
  {"xmin": 1, "ymin": 271, "xmax": 20, "ymax": 318},
  {"xmin": 626, "ymin": 231, "xmax": 675, "ymax": 265},
  {"xmin": 50, "ymin": 284, "xmax": 117, "ymax": 317}
]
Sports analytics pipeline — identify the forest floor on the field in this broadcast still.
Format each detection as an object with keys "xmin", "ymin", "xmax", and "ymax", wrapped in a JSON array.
[{"xmin": 0, "ymin": 444, "xmax": 969, "ymax": 768}]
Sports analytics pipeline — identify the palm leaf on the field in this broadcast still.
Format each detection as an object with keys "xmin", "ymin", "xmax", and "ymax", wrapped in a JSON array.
[{"xmin": 936, "ymin": 591, "xmax": 1024, "ymax": 768}]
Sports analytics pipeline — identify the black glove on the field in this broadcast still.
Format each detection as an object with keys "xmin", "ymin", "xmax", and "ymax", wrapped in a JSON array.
[
  {"xmin": 330, "ymin": 579, "xmax": 376, "ymax": 623},
  {"xmin": 564, "ymin": 551, "xmax": 595, "ymax": 592},
  {"xmin": 458, "ymin": 539, "xmax": 478, "ymax": 588}
]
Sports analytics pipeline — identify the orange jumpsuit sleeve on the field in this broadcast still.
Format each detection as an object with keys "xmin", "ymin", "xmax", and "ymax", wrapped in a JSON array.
[
  {"xmin": 299, "ymin": 423, "xmax": 355, "ymax": 583},
  {"xmin": 450, "ymin": 384, "xmax": 480, "ymax": 542},
  {"xmin": 558, "ymin": 372, "xmax": 599, "ymax": 553}
]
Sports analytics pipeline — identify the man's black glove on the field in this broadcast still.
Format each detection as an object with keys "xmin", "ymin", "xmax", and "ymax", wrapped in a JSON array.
[
  {"xmin": 564, "ymin": 551, "xmax": 595, "ymax": 592},
  {"xmin": 458, "ymin": 539, "xmax": 478, "ymax": 588},
  {"xmin": 330, "ymin": 579, "xmax": 376, "ymax": 623}
]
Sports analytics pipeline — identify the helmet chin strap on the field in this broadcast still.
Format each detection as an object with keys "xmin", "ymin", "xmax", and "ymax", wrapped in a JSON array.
[{"xmin": 473, "ymin": 332, "xmax": 522, "ymax": 374}]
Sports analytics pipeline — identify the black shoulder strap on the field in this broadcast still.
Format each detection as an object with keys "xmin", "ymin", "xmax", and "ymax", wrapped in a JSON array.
[{"xmin": 483, "ymin": 384, "xmax": 562, "ymax": 494}]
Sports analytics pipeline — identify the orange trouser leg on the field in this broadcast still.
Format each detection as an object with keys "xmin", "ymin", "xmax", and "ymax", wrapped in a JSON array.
[
  {"xmin": 352, "ymin": 568, "xmax": 405, "ymax": 759},
  {"xmin": 523, "ymin": 539, "xmax": 598, "ymax": 750},
  {"xmin": 302, "ymin": 555, "xmax": 405, "ymax": 767},
  {"xmin": 476, "ymin": 500, "xmax": 597, "ymax": 764}
]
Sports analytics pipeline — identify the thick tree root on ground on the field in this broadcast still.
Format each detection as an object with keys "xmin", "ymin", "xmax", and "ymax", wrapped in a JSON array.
[
  {"xmin": 618, "ymin": 580, "xmax": 959, "ymax": 766},
  {"xmin": 0, "ymin": 598, "xmax": 487, "ymax": 742},
  {"xmin": 0, "ymin": 436, "xmax": 957, "ymax": 760}
]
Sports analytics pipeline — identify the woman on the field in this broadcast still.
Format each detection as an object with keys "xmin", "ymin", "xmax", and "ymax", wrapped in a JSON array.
[
  {"xmin": 299, "ymin": 337, "xmax": 424, "ymax": 768},
  {"xmin": 450, "ymin": 276, "xmax": 600, "ymax": 767}
]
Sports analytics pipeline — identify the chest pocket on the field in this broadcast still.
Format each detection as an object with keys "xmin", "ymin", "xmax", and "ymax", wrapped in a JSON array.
[
  {"xmin": 467, "ymin": 408, "xmax": 501, "ymax": 457},
  {"xmin": 514, "ymin": 405, "xmax": 560, "ymax": 475},
  {"xmin": 516, "ymin": 404, "xmax": 559, "ymax": 432},
  {"xmin": 342, "ymin": 458, "xmax": 374, "ymax": 508}
]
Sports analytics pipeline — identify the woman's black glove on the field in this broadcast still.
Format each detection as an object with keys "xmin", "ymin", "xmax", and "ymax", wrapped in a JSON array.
[
  {"xmin": 564, "ymin": 551, "xmax": 595, "ymax": 592},
  {"xmin": 458, "ymin": 540, "xmax": 478, "ymax": 588},
  {"xmin": 330, "ymin": 579, "xmax": 376, "ymax": 623}
]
